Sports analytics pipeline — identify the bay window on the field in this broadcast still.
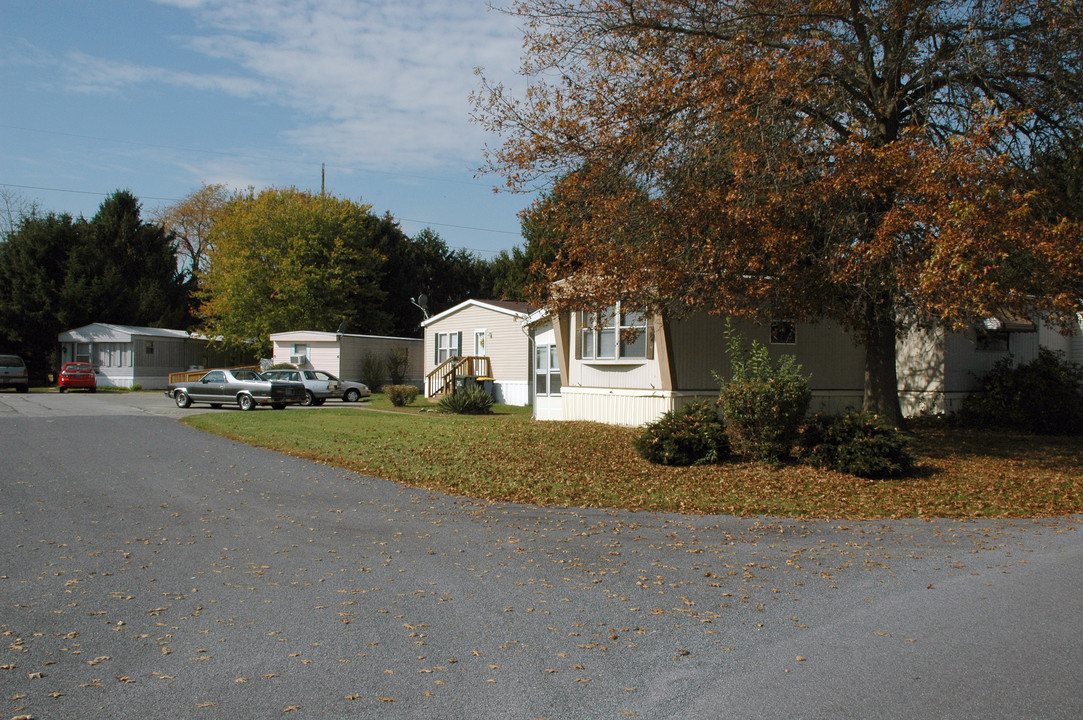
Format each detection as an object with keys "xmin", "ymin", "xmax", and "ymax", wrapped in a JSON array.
[{"xmin": 580, "ymin": 304, "xmax": 648, "ymax": 360}]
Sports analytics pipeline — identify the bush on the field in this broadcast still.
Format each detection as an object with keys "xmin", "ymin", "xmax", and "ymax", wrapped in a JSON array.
[
  {"xmin": 382, "ymin": 384, "xmax": 419, "ymax": 407},
  {"xmin": 957, "ymin": 348, "xmax": 1083, "ymax": 434},
  {"xmin": 386, "ymin": 347, "xmax": 411, "ymax": 386},
  {"xmin": 715, "ymin": 326, "xmax": 811, "ymax": 461},
  {"xmin": 634, "ymin": 401, "xmax": 730, "ymax": 466},
  {"xmin": 438, "ymin": 385, "xmax": 494, "ymax": 414},
  {"xmin": 360, "ymin": 352, "xmax": 387, "ymax": 391},
  {"xmin": 798, "ymin": 411, "xmax": 914, "ymax": 479}
]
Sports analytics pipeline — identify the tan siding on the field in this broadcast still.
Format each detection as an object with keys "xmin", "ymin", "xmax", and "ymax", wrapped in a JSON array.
[{"xmin": 423, "ymin": 306, "xmax": 530, "ymax": 383}]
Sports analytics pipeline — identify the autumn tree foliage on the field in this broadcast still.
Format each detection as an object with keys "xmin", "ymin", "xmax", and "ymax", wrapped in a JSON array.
[
  {"xmin": 198, "ymin": 188, "xmax": 387, "ymax": 354},
  {"xmin": 474, "ymin": 0, "xmax": 1083, "ymax": 425},
  {"xmin": 152, "ymin": 182, "xmax": 230, "ymax": 283}
]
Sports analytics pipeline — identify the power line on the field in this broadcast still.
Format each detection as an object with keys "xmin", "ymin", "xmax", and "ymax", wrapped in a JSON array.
[{"xmin": 0, "ymin": 182, "xmax": 518, "ymax": 256}]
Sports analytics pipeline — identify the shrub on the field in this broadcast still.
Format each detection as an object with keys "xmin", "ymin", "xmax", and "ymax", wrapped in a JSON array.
[
  {"xmin": 715, "ymin": 325, "xmax": 811, "ymax": 461},
  {"xmin": 382, "ymin": 384, "xmax": 419, "ymax": 407},
  {"xmin": 437, "ymin": 385, "xmax": 494, "ymax": 414},
  {"xmin": 131, "ymin": 383, "xmax": 142, "ymax": 392},
  {"xmin": 957, "ymin": 348, "xmax": 1083, "ymax": 434},
  {"xmin": 266, "ymin": 362, "xmax": 297, "ymax": 370},
  {"xmin": 798, "ymin": 411, "xmax": 914, "ymax": 479},
  {"xmin": 386, "ymin": 347, "xmax": 411, "ymax": 386},
  {"xmin": 360, "ymin": 352, "xmax": 387, "ymax": 391},
  {"xmin": 634, "ymin": 401, "xmax": 731, "ymax": 466}
]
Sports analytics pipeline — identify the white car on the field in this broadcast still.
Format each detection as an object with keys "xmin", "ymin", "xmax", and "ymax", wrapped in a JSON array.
[
  {"xmin": 261, "ymin": 369, "xmax": 341, "ymax": 406},
  {"xmin": 313, "ymin": 371, "xmax": 371, "ymax": 402}
]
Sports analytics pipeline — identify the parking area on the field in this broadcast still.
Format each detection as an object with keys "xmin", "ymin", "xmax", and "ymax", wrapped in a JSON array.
[{"xmin": 0, "ymin": 389, "xmax": 362, "ymax": 418}]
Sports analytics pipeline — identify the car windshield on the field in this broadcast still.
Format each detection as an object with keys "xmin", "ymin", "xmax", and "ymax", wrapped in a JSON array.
[
  {"xmin": 1, "ymin": 355, "xmax": 24, "ymax": 367},
  {"xmin": 68, "ymin": 363, "xmax": 92, "ymax": 371}
]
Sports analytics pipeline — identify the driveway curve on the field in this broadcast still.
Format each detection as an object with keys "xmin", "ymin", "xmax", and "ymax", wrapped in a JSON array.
[{"xmin": 2, "ymin": 393, "xmax": 1081, "ymax": 719}]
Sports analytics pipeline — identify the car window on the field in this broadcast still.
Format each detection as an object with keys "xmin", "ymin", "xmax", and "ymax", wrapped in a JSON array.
[
  {"xmin": 202, "ymin": 371, "xmax": 225, "ymax": 383},
  {"xmin": 315, "ymin": 371, "xmax": 337, "ymax": 381},
  {"xmin": 1, "ymin": 355, "xmax": 24, "ymax": 367},
  {"xmin": 302, "ymin": 370, "xmax": 317, "ymax": 380},
  {"xmin": 234, "ymin": 370, "xmax": 259, "ymax": 381}
]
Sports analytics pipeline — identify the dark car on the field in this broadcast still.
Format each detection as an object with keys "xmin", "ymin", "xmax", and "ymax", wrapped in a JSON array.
[
  {"xmin": 0, "ymin": 354, "xmax": 29, "ymax": 393},
  {"xmin": 166, "ymin": 369, "xmax": 305, "ymax": 411},
  {"xmin": 58, "ymin": 362, "xmax": 97, "ymax": 392}
]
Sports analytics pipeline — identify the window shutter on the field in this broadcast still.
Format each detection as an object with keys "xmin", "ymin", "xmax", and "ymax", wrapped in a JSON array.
[
  {"xmin": 456, "ymin": 331, "xmax": 462, "ymax": 357},
  {"xmin": 433, "ymin": 333, "xmax": 439, "ymax": 364},
  {"xmin": 645, "ymin": 323, "xmax": 655, "ymax": 360}
]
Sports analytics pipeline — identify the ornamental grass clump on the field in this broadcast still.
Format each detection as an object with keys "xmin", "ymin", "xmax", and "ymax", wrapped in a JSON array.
[
  {"xmin": 634, "ymin": 401, "xmax": 731, "ymax": 466},
  {"xmin": 798, "ymin": 411, "xmax": 914, "ymax": 479},
  {"xmin": 715, "ymin": 326, "xmax": 811, "ymax": 462},
  {"xmin": 437, "ymin": 385, "xmax": 494, "ymax": 414}
]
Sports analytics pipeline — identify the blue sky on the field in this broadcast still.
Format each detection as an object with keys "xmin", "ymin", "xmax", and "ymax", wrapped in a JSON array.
[{"xmin": 0, "ymin": 0, "xmax": 533, "ymax": 257}]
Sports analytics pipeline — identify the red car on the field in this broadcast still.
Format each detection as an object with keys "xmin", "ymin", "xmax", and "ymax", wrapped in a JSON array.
[{"xmin": 58, "ymin": 362, "xmax": 97, "ymax": 392}]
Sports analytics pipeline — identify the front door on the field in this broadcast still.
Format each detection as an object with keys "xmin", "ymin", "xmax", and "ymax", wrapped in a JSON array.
[{"xmin": 474, "ymin": 330, "xmax": 487, "ymax": 357}]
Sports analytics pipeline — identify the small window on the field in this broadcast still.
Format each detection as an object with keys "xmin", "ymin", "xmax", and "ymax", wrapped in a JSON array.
[
  {"xmin": 770, "ymin": 321, "xmax": 796, "ymax": 345},
  {"xmin": 145, "ymin": 340, "xmax": 155, "ymax": 355},
  {"xmin": 976, "ymin": 329, "xmax": 1010, "ymax": 352}
]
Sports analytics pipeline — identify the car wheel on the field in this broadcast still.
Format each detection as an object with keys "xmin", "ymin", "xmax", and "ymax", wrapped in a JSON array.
[
  {"xmin": 343, "ymin": 388, "xmax": 359, "ymax": 402},
  {"xmin": 174, "ymin": 390, "xmax": 191, "ymax": 408},
  {"xmin": 271, "ymin": 403, "xmax": 286, "ymax": 410},
  {"xmin": 237, "ymin": 394, "xmax": 255, "ymax": 411},
  {"xmin": 314, "ymin": 398, "xmax": 326, "ymax": 406},
  {"xmin": 302, "ymin": 390, "xmax": 315, "ymax": 406},
  {"xmin": 89, "ymin": 387, "xmax": 96, "ymax": 393},
  {"xmin": 58, "ymin": 386, "xmax": 66, "ymax": 393}
]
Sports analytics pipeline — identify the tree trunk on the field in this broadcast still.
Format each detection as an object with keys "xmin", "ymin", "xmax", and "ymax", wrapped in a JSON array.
[{"xmin": 862, "ymin": 294, "xmax": 905, "ymax": 428}]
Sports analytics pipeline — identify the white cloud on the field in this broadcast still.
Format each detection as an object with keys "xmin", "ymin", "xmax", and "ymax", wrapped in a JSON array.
[{"xmin": 139, "ymin": 0, "xmax": 526, "ymax": 170}]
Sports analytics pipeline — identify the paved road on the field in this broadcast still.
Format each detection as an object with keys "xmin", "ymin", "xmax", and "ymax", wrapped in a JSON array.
[{"xmin": 2, "ymin": 392, "xmax": 1081, "ymax": 719}]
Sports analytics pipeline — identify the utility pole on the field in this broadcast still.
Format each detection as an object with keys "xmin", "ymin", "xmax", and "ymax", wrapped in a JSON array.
[{"xmin": 321, "ymin": 163, "xmax": 325, "ymax": 195}]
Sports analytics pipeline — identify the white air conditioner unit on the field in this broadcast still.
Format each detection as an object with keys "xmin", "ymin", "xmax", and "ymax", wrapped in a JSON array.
[{"xmin": 289, "ymin": 355, "xmax": 308, "ymax": 365}]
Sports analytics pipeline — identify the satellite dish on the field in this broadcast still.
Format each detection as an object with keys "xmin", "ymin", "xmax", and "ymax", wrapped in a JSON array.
[
  {"xmin": 418, "ymin": 293, "xmax": 428, "ymax": 309},
  {"xmin": 336, "ymin": 321, "xmax": 347, "ymax": 334}
]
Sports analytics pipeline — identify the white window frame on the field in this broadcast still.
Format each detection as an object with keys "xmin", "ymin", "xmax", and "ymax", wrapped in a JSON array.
[
  {"xmin": 435, "ymin": 332, "xmax": 461, "ymax": 364},
  {"xmin": 580, "ymin": 303, "xmax": 648, "ymax": 361},
  {"xmin": 535, "ymin": 343, "xmax": 561, "ymax": 397}
]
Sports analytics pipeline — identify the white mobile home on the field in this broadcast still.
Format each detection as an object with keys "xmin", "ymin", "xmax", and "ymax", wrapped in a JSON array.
[
  {"xmin": 269, "ymin": 331, "xmax": 424, "ymax": 388},
  {"xmin": 421, "ymin": 300, "xmax": 536, "ymax": 404},
  {"xmin": 57, "ymin": 323, "xmax": 250, "ymax": 390}
]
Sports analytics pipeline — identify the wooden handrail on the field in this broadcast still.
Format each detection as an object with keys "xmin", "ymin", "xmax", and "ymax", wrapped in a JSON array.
[{"xmin": 425, "ymin": 356, "xmax": 491, "ymax": 397}]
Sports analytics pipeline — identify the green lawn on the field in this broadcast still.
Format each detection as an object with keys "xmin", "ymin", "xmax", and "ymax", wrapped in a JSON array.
[{"xmin": 182, "ymin": 403, "xmax": 1083, "ymax": 519}]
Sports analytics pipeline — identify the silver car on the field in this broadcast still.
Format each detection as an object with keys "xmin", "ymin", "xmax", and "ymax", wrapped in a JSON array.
[
  {"xmin": 166, "ymin": 369, "xmax": 305, "ymax": 411},
  {"xmin": 0, "ymin": 354, "xmax": 29, "ymax": 393},
  {"xmin": 312, "ymin": 371, "xmax": 370, "ymax": 402},
  {"xmin": 261, "ymin": 369, "xmax": 341, "ymax": 406}
]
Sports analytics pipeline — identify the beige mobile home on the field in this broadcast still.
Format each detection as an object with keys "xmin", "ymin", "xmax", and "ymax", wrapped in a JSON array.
[
  {"xmin": 421, "ymin": 300, "xmax": 535, "ymax": 404},
  {"xmin": 540, "ymin": 304, "xmax": 1083, "ymax": 426},
  {"xmin": 548, "ymin": 307, "xmax": 865, "ymax": 426},
  {"xmin": 269, "ymin": 331, "xmax": 423, "ymax": 389},
  {"xmin": 57, "ymin": 323, "xmax": 251, "ymax": 390},
  {"xmin": 896, "ymin": 314, "xmax": 1083, "ymax": 415}
]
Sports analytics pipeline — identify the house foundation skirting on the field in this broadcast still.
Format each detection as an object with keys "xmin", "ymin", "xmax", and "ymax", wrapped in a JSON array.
[{"xmin": 559, "ymin": 387, "xmax": 867, "ymax": 427}]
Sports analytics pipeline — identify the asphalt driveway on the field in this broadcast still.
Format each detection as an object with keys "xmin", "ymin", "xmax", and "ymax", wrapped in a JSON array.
[{"xmin": 2, "ymin": 392, "xmax": 1081, "ymax": 718}]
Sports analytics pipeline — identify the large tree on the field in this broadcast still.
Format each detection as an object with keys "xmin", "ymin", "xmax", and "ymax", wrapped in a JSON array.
[
  {"xmin": 197, "ymin": 188, "xmax": 387, "ymax": 354},
  {"xmin": 474, "ymin": 0, "xmax": 1083, "ymax": 425},
  {"xmin": 0, "ymin": 191, "xmax": 192, "ymax": 380},
  {"xmin": 152, "ymin": 182, "xmax": 230, "ymax": 283}
]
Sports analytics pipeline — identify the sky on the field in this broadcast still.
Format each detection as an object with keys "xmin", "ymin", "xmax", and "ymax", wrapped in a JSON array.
[{"xmin": 0, "ymin": 0, "xmax": 535, "ymax": 258}]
